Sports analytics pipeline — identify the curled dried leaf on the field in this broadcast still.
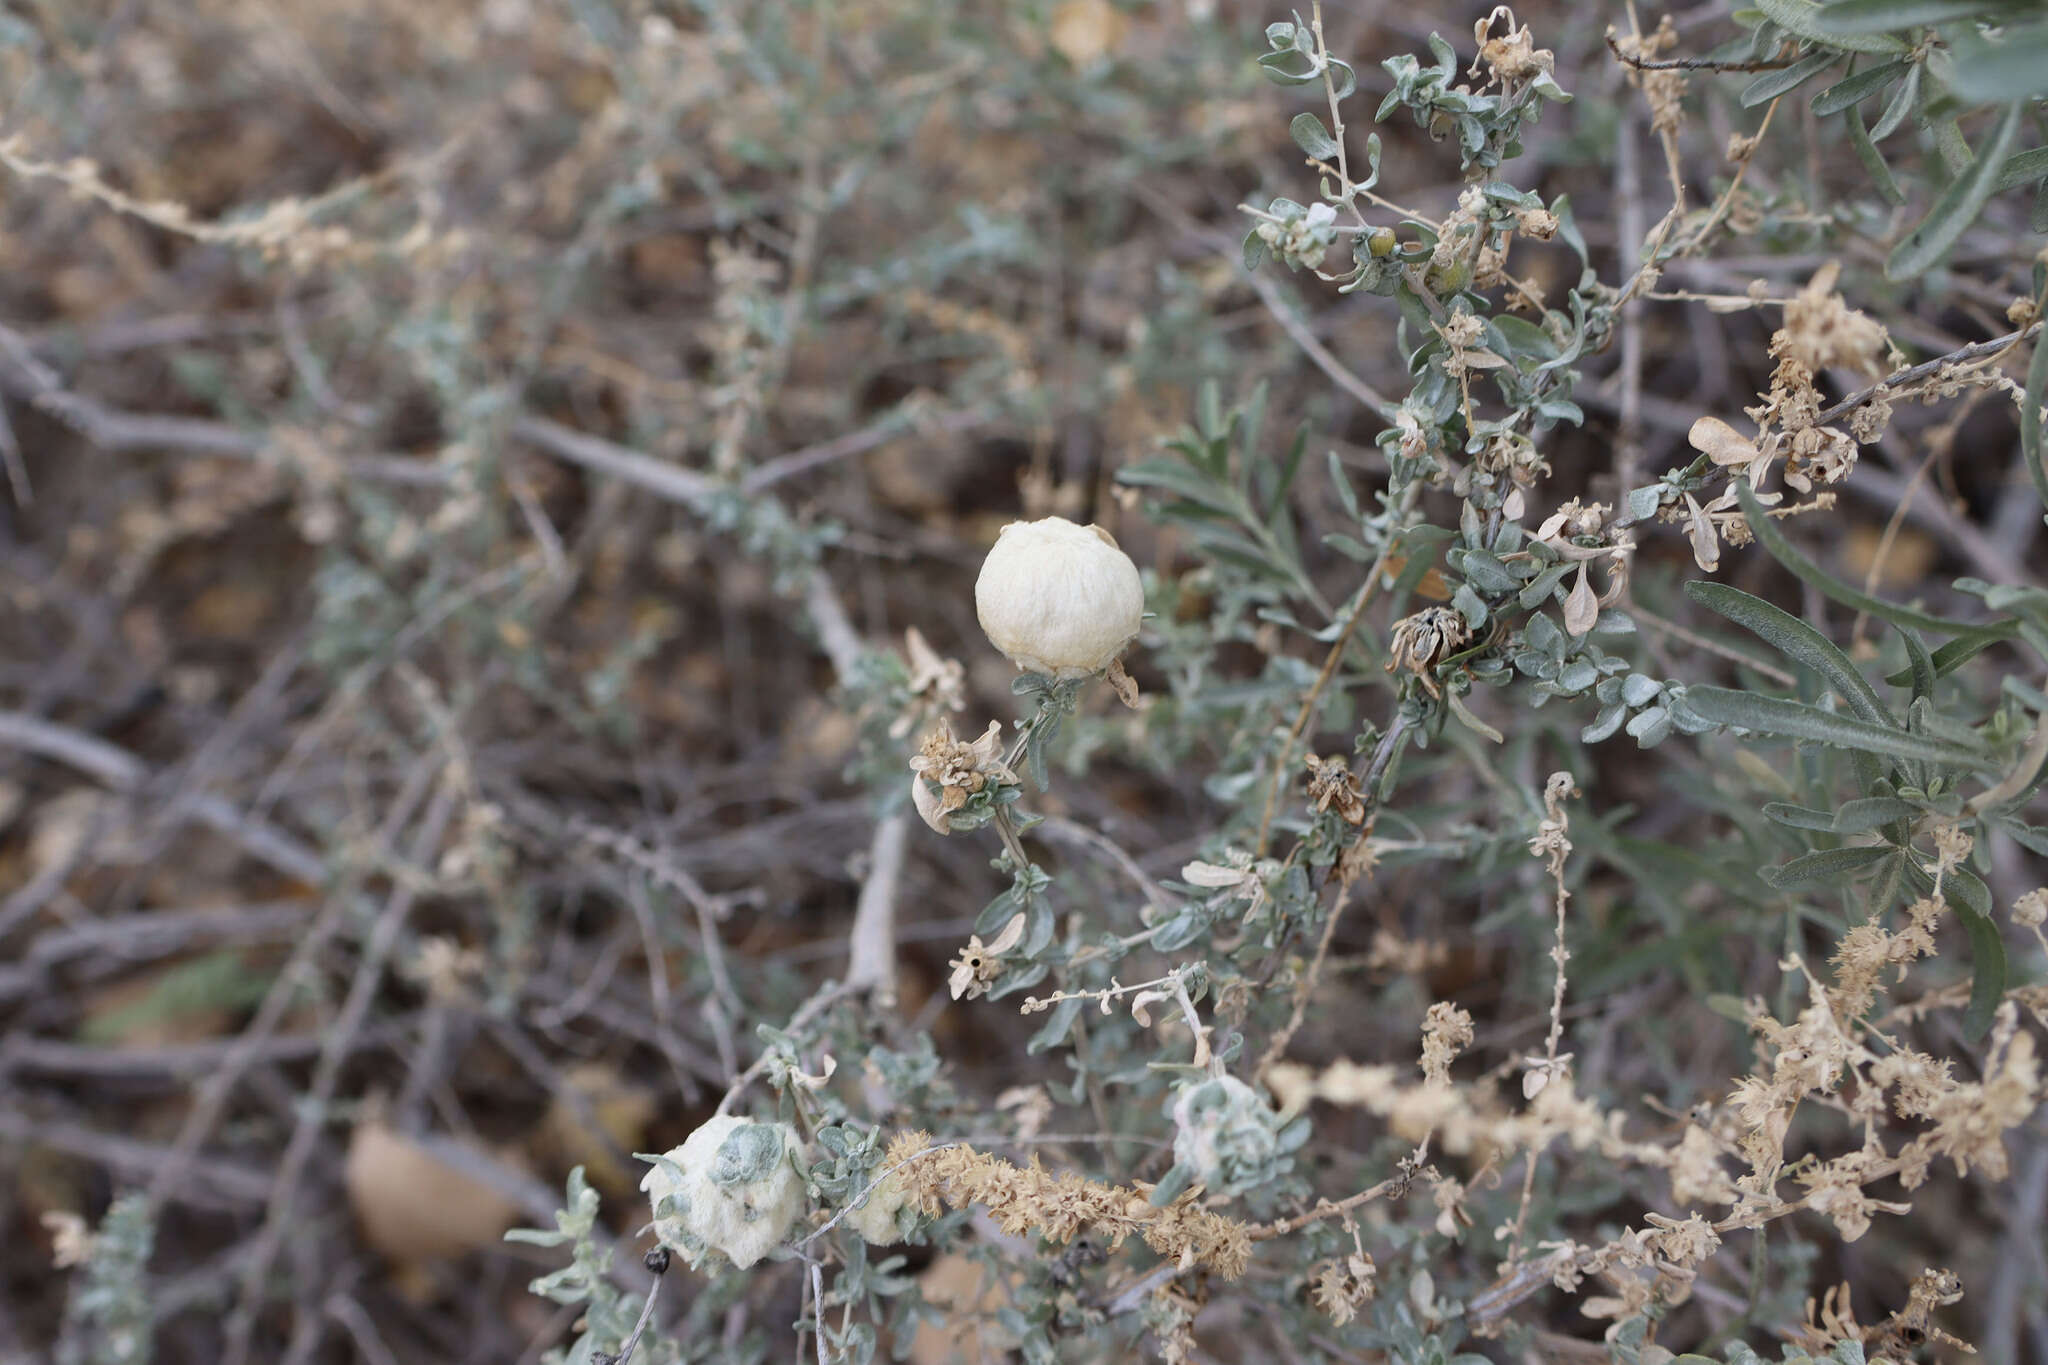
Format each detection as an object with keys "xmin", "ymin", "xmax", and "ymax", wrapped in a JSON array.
[
  {"xmin": 1683, "ymin": 492, "xmax": 1720, "ymax": 573},
  {"xmin": 1688, "ymin": 415, "xmax": 1759, "ymax": 466}
]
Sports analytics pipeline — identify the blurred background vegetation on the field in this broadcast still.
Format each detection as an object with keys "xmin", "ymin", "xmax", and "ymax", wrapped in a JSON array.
[{"xmin": 1, "ymin": 0, "xmax": 2044, "ymax": 1361}]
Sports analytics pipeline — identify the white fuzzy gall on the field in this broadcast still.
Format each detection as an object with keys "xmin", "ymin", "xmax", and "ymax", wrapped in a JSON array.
[
  {"xmin": 641, "ymin": 1115, "xmax": 807, "ymax": 1270},
  {"xmin": 973, "ymin": 517, "xmax": 1143, "ymax": 678}
]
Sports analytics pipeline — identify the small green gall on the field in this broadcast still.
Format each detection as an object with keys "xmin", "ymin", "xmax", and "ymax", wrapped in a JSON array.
[
  {"xmin": 1367, "ymin": 227, "xmax": 1397, "ymax": 258},
  {"xmin": 974, "ymin": 517, "xmax": 1144, "ymax": 679},
  {"xmin": 641, "ymin": 1116, "xmax": 807, "ymax": 1270}
]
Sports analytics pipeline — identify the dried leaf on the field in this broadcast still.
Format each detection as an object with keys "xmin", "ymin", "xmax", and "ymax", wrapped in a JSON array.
[
  {"xmin": 1687, "ymin": 415, "xmax": 1759, "ymax": 466},
  {"xmin": 533, "ymin": 1063, "xmax": 655, "ymax": 1195},
  {"xmin": 1182, "ymin": 860, "xmax": 1251, "ymax": 888},
  {"xmin": 909, "ymin": 774, "xmax": 951, "ymax": 834},
  {"xmin": 986, "ymin": 912, "xmax": 1028, "ymax": 955},
  {"xmin": 1683, "ymin": 493, "xmax": 1720, "ymax": 573},
  {"xmin": 1129, "ymin": 989, "xmax": 1167, "ymax": 1027},
  {"xmin": 346, "ymin": 1118, "xmax": 522, "ymax": 1274},
  {"xmin": 1106, "ymin": 656, "xmax": 1141, "ymax": 709},
  {"xmin": 1562, "ymin": 562, "xmax": 1599, "ymax": 636}
]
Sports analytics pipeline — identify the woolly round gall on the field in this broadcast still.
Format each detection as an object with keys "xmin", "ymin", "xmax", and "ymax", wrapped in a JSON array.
[
  {"xmin": 973, "ymin": 517, "xmax": 1143, "ymax": 679},
  {"xmin": 641, "ymin": 1115, "xmax": 807, "ymax": 1271}
]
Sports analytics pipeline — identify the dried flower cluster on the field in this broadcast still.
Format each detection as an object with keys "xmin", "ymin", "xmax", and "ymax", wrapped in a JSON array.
[
  {"xmin": 882, "ymin": 1132, "xmax": 1253, "ymax": 1279},
  {"xmin": 907, "ymin": 717, "xmax": 1017, "ymax": 835},
  {"xmin": 1384, "ymin": 606, "xmax": 1472, "ymax": 696}
]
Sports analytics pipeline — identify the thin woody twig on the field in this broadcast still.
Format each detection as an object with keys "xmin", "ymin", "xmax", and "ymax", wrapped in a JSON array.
[
  {"xmin": 1252, "ymin": 483, "xmax": 1421, "ymax": 857},
  {"xmin": 1604, "ymin": 31, "xmax": 1797, "ymax": 73},
  {"xmin": 1814, "ymin": 321, "xmax": 2043, "ymax": 427},
  {"xmin": 846, "ymin": 814, "xmax": 909, "ymax": 995},
  {"xmin": 1607, "ymin": 45, "xmax": 1796, "ymax": 73},
  {"xmin": 1254, "ymin": 713, "xmax": 1409, "ymax": 1084},
  {"xmin": 221, "ymin": 785, "xmax": 460, "ymax": 1365},
  {"xmin": 1249, "ymin": 1157, "xmax": 1420, "ymax": 1241}
]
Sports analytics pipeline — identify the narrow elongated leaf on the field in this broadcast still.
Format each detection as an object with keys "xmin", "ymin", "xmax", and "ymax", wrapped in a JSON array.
[
  {"xmin": 1816, "ymin": 0, "xmax": 2019, "ymax": 35},
  {"xmin": 2024, "ymin": 313, "xmax": 2048, "ymax": 509},
  {"xmin": 1812, "ymin": 58, "xmax": 1910, "ymax": 115},
  {"xmin": 1760, "ymin": 844, "xmax": 1893, "ymax": 890},
  {"xmin": 1758, "ymin": 0, "xmax": 1910, "ymax": 52},
  {"xmin": 1847, "ymin": 101, "xmax": 1906, "ymax": 203},
  {"xmin": 1884, "ymin": 630, "xmax": 2004, "ymax": 686},
  {"xmin": 1762, "ymin": 802, "xmax": 1840, "ymax": 831},
  {"xmin": 1870, "ymin": 60, "xmax": 1921, "ymax": 138},
  {"xmin": 1899, "ymin": 628, "xmax": 1936, "ymax": 700},
  {"xmin": 1999, "ymin": 818, "xmax": 2048, "ymax": 856},
  {"xmin": 1948, "ymin": 22, "xmax": 2048, "ymax": 105},
  {"xmin": 1995, "ymin": 144, "xmax": 2048, "ymax": 191},
  {"xmin": 1948, "ymin": 869, "xmax": 2006, "ymax": 1039},
  {"xmin": 1867, "ymin": 846, "xmax": 1908, "ymax": 914},
  {"xmin": 1829, "ymin": 795, "xmax": 1923, "ymax": 831},
  {"xmin": 1744, "ymin": 49, "xmax": 1840, "ymax": 106},
  {"xmin": 1686, "ymin": 685, "xmax": 1999, "ymax": 769},
  {"xmin": 1116, "ymin": 459, "xmax": 1243, "ymax": 516},
  {"xmin": 1931, "ymin": 114, "xmax": 1972, "ymax": 174},
  {"xmin": 1686, "ymin": 581, "xmax": 1894, "ymax": 725},
  {"xmin": 1887, "ymin": 101, "xmax": 2023, "ymax": 280},
  {"xmin": 1327, "ymin": 451, "xmax": 1360, "ymax": 521},
  {"xmin": 1947, "ymin": 864, "xmax": 1993, "ymax": 920},
  {"xmin": 1735, "ymin": 481, "xmax": 2017, "ymax": 637}
]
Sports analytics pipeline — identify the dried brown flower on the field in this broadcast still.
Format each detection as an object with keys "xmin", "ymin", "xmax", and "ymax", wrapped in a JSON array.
[
  {"xmin": 1420, "ymin": 1001, "xmax": 1475, "ymax": 1087},
  {"xmin": 1303, "ymin": 752, "xmax": 1366, "ymax": 826},
  {"xmin": 947, "ymin": 913, "xmax": 1027, "ymax": 1001},
  {"xmin": 1385, "ymin": 607, "xmax": 1472, "ymax": 697},
  {"xmin": 908, "ymin": 718, "xmax": 1018, "ymax": 835},
  {"xmin": 1780, "ymin": 263, "xmax": 1891, "ymax": 381},
  {"xmin": 1311, "ymin": 1251, "xmax": 1377, "ymax": 1325},
  {"xmin": 890, "ymin": 627, "xmax": 966, "ymax": 739},
  {"xmin": 1471, "ymin": 7, "xmax": 1554, "ymax": 91}
]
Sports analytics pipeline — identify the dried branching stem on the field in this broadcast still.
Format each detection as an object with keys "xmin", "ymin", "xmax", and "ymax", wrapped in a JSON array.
[{"xmin": 1253, "ymin": 485, "xmax": 1421, "ymax": 856}]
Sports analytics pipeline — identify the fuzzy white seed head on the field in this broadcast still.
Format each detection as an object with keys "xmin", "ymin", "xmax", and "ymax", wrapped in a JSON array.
[
  {"xmin": 974, "ymin": 517, "xmax": 1144, "ymax": 679},
  {"xmin": 641, "ymin": 1115, "xmax": 807, "ymax": 1270}
]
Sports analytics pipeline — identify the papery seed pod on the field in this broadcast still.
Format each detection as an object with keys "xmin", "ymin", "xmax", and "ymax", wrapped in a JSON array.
[
  {"xmin": 641, "ymin": 1116, "xmax": 807, "ymax": 1270},
  {"xmin": 974, "ymin": 517, "xmax": 1144, "ymax": 679}
]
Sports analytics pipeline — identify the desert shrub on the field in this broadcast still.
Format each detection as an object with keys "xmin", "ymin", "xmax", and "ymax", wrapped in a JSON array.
[{"xmin": 4, "ymin": 2, "xmax": 2047, "ymax": 1364}]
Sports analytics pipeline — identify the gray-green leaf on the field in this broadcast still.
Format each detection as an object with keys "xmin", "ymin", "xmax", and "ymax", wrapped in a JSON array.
[
  {"xmin": 1948, "ymin": 21, "xmax": 2048, "ymax": 105},
  {"xmin": 1685, "ymin": 580, "xmax": 1894, "ymax": 726},
  {"xmin": 1811, "ymin": 58, "xmax": 1910, "ymax": 115},
  {"xmin": 1686, "ymin": 685, "xmax": 1998, "ymax": 769},
  {"xmin": 1758, "ymin": 0, "xmax": 1911, "ymax": 52},
  {"xmin": 1815, "ymin": 0, "xmax": 2020, "ymax": 36},
  {"xmin": 1886, "ymin": 101, "xmax": 2023, "ymax": 280},
  {"xmin": 1760, "ymin": 844, "xmax": 1894, "ymax": 890},
  {"xmin": 1289, "ymin": 112, "xmax": 1341, "ymax": 161}
]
